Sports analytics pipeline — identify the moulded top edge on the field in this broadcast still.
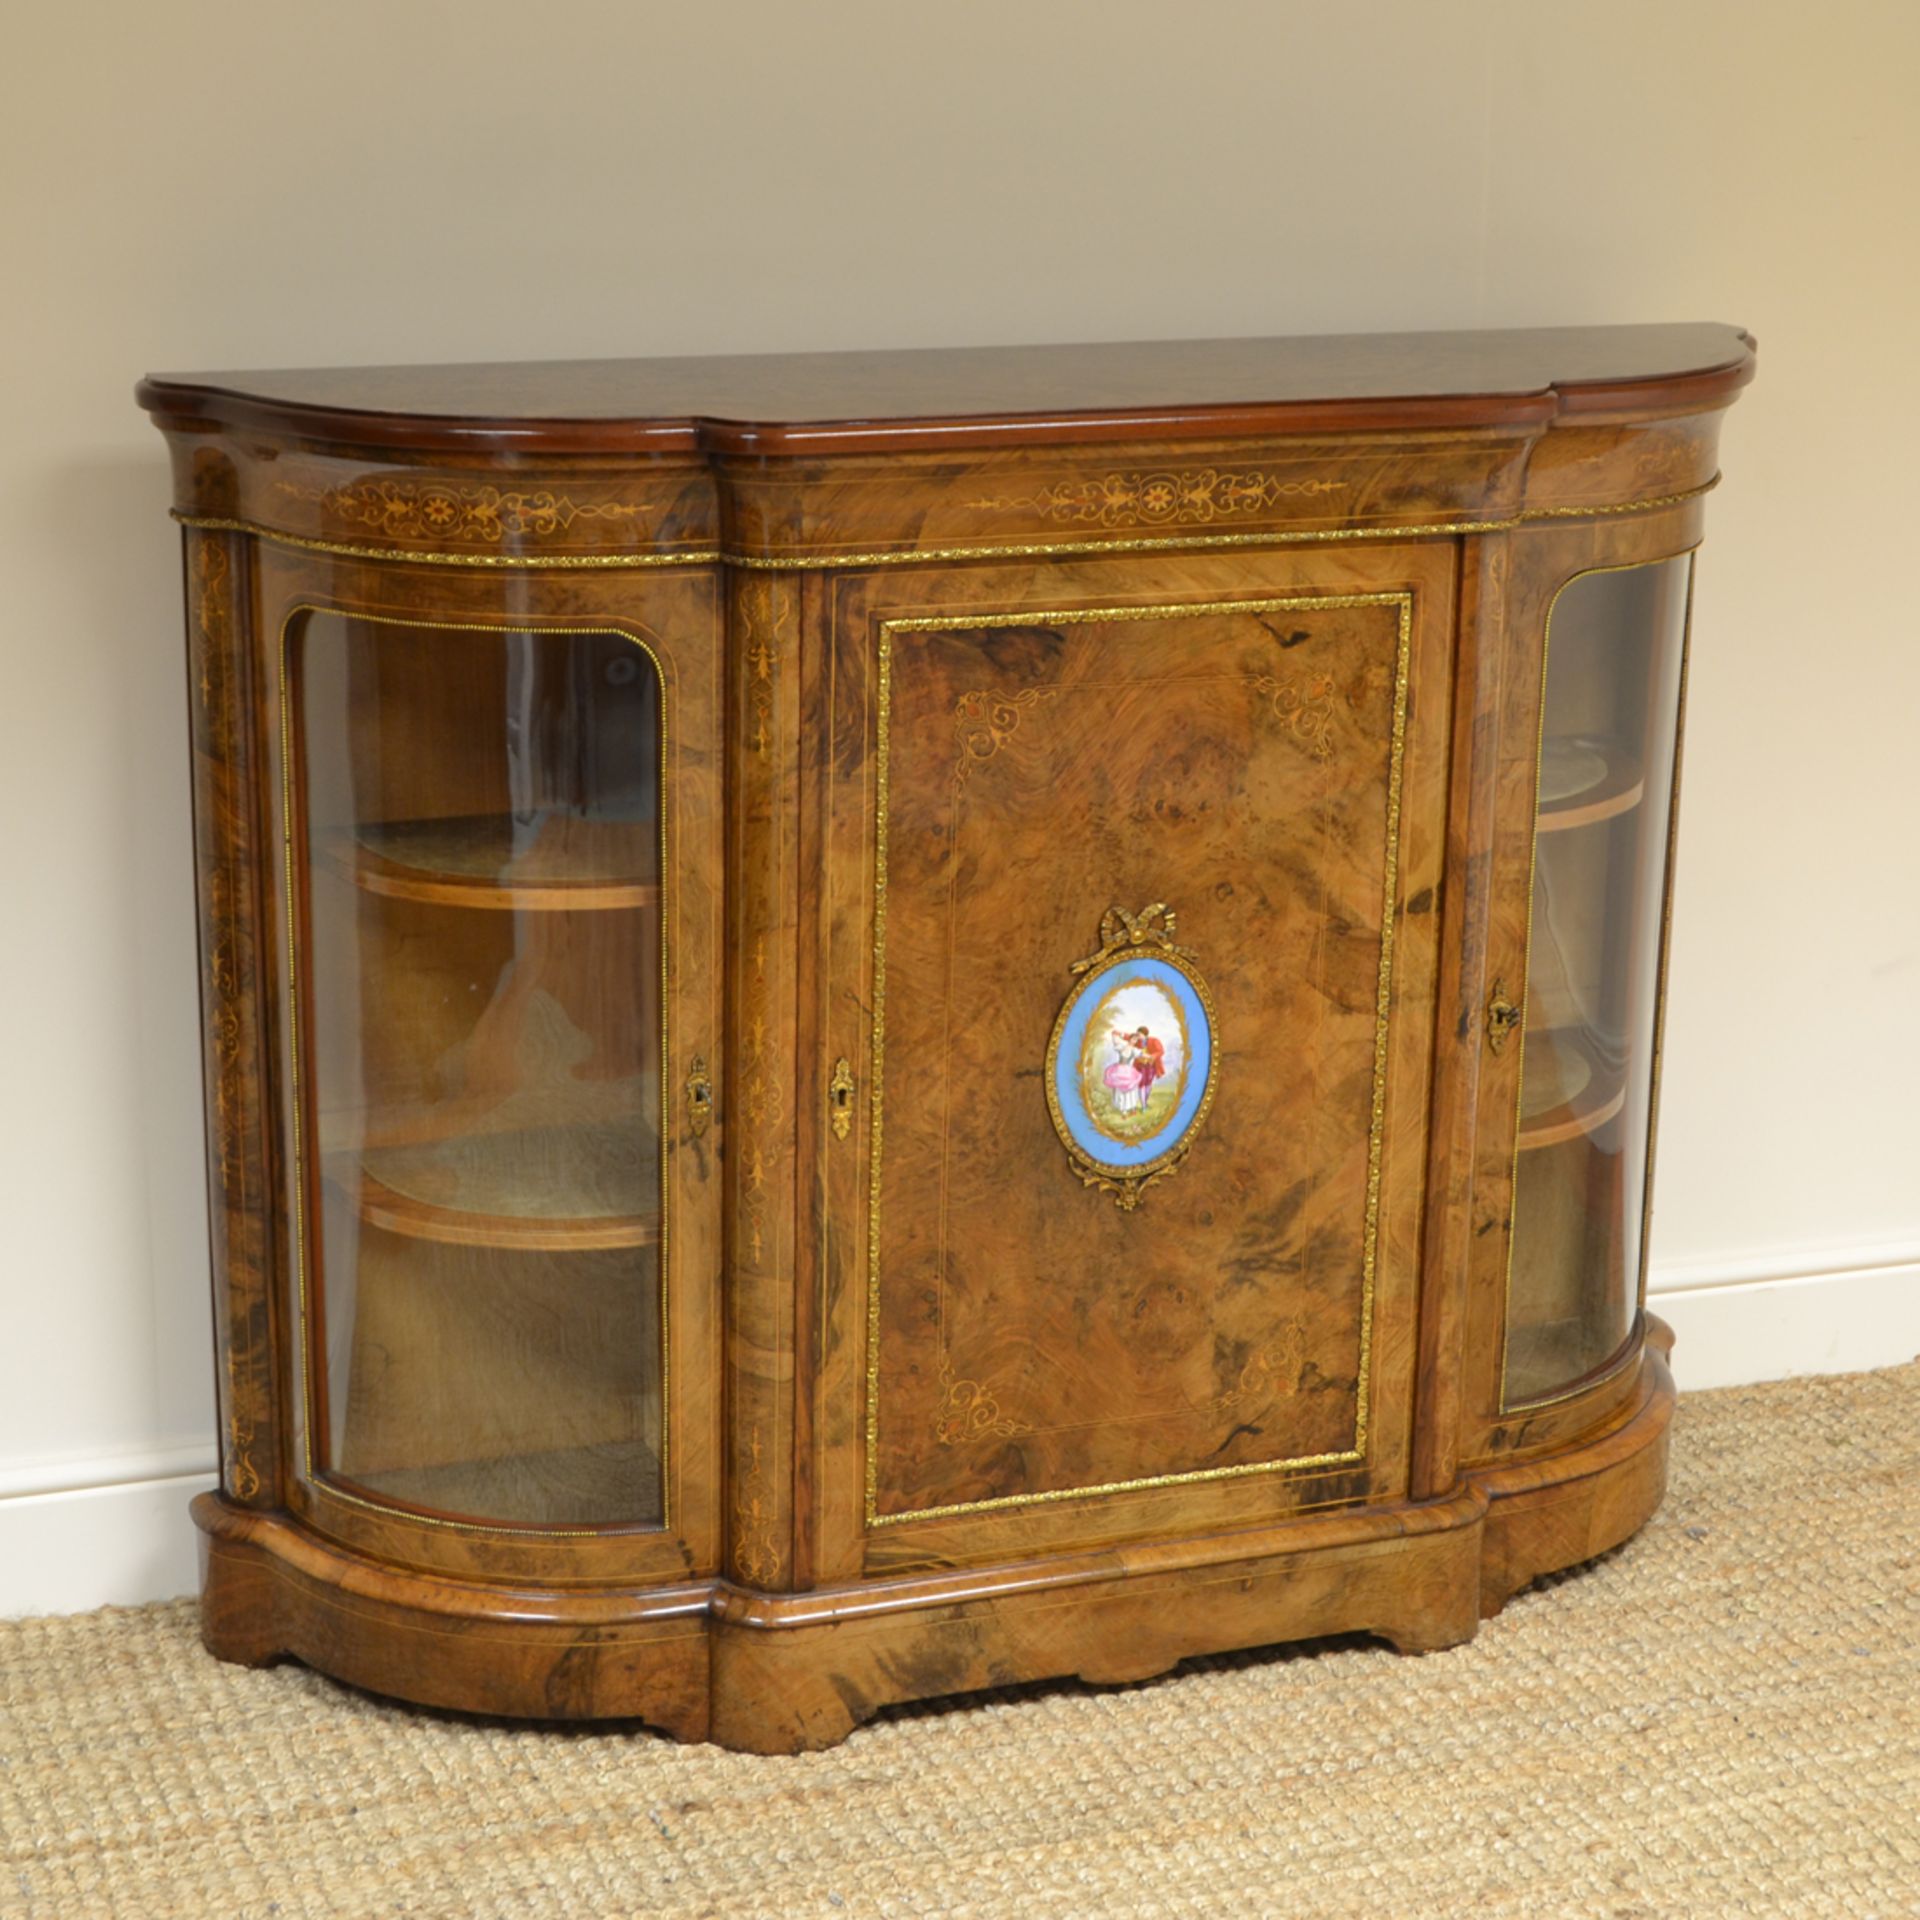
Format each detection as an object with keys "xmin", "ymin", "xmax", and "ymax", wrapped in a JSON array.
[{"xmin": 135, "ymin": 323, "xmax": 1756, "ymax": 459}]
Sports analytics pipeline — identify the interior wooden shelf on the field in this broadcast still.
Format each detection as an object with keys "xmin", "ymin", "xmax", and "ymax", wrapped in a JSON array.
[
  {"xmin": 1517, "ymin": 1025, "xmax": 1626, "ymax": 1152},
  {"xmin": 324, "ymin": 1118, "xmax": 661, "ymax": 1250},
  {"xmin": 1503, "ymin": 1318, "xmax": 1616, "ymax": 1406},
  {"xmin": 320, "ymin": 806, "xmax": 660, "ymax": 910},
  {"xmin": 1535, "ymin": 736, "xmax": 1645, "ymax": 834},
  {"xmin": 336, "ymin": 1436, "xmax": 662, "ymax": 1529}
]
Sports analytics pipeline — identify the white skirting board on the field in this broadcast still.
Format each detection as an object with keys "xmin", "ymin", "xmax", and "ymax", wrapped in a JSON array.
[
  {"xmin": 2, "ymin": 1255, "xmax": 1916, "ymax": 1619},
  {"xmin": 1651, "ymin": 1250, "xmax": 1920, "ymax": 1391},
  {"xmin": 0, "ymin": 1461, "xmax": 216, "ymax": 1618}
]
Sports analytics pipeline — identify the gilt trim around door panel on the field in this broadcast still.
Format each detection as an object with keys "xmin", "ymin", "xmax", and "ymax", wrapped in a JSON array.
[{"xmin": 863, "ymin": 593, "xmax": 1415, "ymax": 1528}]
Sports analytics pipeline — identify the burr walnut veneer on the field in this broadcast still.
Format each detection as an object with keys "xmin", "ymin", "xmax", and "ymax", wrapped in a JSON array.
[{"xmin": 139, "ymin": 325, "xmax": 1754, "ymax": 1752}]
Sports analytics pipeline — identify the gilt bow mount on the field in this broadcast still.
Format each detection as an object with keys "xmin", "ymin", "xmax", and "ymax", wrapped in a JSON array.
[
  {"xmin": 1067, "ymin": 902, "xmax": 1198, "ymax": 976},
  {"xmin": 1047, "ymin": 903, "xmax": 1219, "ymax": 1211}
]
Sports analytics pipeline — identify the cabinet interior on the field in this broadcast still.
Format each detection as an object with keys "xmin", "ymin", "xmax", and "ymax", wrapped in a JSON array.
[{"xmin": 291, "ymin": 612, "xmax": 667, "ymax": 1527}]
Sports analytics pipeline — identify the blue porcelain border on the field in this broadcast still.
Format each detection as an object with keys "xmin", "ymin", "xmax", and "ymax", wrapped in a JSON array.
[{"xmin": 1052, "ymin": 955, "xmax": 1213, "ymax": 1171}]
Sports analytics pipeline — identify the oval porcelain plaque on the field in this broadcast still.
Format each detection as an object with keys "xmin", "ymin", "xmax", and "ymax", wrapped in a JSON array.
[{"xmin": 1045, "ymin": 906, "xmax": 1218, "ymax": 1209}]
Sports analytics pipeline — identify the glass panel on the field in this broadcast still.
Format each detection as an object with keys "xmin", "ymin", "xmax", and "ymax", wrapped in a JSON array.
[
  {"xmin": 291, "ymin": 612, "xmax": 664, "ymax": 1526},
  {"xmin": 1504, "ymin": 557, "xmax": 1691, "ymax": 1405}
]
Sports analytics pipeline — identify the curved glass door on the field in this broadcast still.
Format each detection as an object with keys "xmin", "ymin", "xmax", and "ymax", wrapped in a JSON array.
[
  {"xmin": 1504, "ymin": 557, "xmax": 1691, "ymax": 1406},
  {"xmin": 288, "ymin": 611, "xmax": 665, "ymax": 1526}
]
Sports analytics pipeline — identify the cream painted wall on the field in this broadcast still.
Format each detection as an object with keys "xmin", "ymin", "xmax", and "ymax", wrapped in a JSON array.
[{"xmin": 2, "ymin": 0, "xmax": 1915, "ymax": 1610}]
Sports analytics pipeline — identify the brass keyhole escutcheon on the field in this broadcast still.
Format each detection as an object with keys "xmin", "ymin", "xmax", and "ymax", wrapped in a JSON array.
[
  {"xmin": 828, "ymin": 1057, "xmax": 856, "ymax": 1139},
  {"xmin": 686, "ymin": 1056, "xmax": 713, "ymax": 1138},
  {"xmin": 1486, "ymin": 981, "xmax": 1523, "ymax": 1054}
]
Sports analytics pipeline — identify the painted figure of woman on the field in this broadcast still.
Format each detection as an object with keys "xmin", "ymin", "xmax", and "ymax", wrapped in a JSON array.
[
  {"xmin": 1103, "ymin": 1028, "xmax": 1145, "ymax": 1113},
  {"xmin": 1102, "ymin": 1025, "xmax": 1165, "ymax": 1117}
]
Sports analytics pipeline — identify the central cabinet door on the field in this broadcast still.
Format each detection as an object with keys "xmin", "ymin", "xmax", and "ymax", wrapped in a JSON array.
[{"xmin": 815, "ymin": 547, "xmax": 1457, "ymax": 1575}]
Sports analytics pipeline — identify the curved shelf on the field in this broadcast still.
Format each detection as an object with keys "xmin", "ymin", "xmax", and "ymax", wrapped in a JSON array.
[
  {"xmin": 324, "ymin": 1119, "xmax": 661, "ymax": 1251},
  {"xmin": 1535, "ymin": 736, "xmax": 1645, "ymax": 835},
  {"xmin": 1517, "ymin": 1025, "xmax": 1625, "ymax": 1152},
  {"xmin": 321, "ymin": 807, "xmax": 660, "ymax": 911},
  {"xmin": 1502, "ymin": 1316, "xmax": 1643, "ymax": 1414},
  {"xmin": 334, "ymin": 1438, "xmax": 663, "ymax": 1530}
]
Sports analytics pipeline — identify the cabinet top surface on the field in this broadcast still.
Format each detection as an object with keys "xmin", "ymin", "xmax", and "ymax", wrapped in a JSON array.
[{"xmin": 138, "ymin": 323, "xmax": 1754, "ymax": 457}]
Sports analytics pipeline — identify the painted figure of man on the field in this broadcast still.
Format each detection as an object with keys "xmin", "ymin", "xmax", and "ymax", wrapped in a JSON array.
[{"xmin": 1129, "ymin": 1027, "xmax": 1166, "ymax": 1110}]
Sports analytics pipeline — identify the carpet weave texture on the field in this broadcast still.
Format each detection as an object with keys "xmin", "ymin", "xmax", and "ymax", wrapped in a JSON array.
[{"xmin": 3, "ymin": 1361, "xmax": 1916, "ymax": 1918}]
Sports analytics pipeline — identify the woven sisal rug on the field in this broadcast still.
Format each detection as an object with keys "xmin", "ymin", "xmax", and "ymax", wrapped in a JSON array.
[{"xmin": 3, "ymin": 1361, "xmax": 1916, "ymax": 1918}]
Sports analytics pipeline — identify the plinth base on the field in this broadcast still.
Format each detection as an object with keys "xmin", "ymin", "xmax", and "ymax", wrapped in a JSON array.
[{"xmin": 195, "ymin": 1341, "xmax": 1673, "ymax": 1754}]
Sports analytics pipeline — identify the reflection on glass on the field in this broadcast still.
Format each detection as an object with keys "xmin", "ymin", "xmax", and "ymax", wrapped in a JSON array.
[
  {"xmin": 1505, "ymin": 558, "xmax": 1691, "ymax": 1405},
  {"xmin": 292, "ymin": 613, "xmax": 664, "ymax": 1525}
]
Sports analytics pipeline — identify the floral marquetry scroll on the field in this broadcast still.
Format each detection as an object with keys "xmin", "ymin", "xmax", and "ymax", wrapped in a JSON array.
[
  {"xmin": 1045, "ymin": 905, "xmax": 1219, "ymax": 1211},
  {"xmin": 952, "ymin": 687, "xmax": 1056, "ymax": 788},
  {"xmin": 1254, "ymin": 670, "xmax": 1340, "ymax": 759},
  {"xmin": 969, "ymin": 468, "xmax": 1346, "ymax": 528},
  {"xmin": 281, "ymin": 477, "xmax": 655, "ymax": 546}
]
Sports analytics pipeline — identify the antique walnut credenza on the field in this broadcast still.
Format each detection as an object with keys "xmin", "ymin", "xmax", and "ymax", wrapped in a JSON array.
[{"xmin": 139, "ymin": 326, "xmax": 1754, "ymax": 1752}]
